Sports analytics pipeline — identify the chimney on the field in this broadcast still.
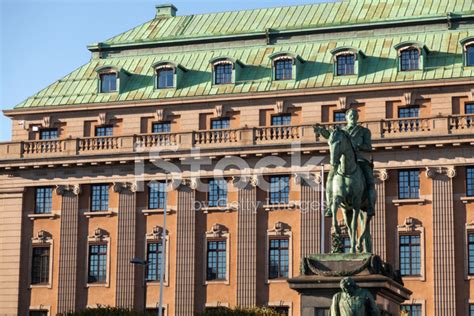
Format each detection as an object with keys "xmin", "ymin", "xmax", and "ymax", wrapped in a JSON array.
[{"xmin": 155, "ymin": 4, "xmax": 177, "ymax": 18}]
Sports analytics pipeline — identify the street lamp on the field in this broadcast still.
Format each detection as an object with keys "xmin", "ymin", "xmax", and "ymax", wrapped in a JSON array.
[{"xmin": 130, "ymin": 257, "xmax": 148, "ymax": 313}]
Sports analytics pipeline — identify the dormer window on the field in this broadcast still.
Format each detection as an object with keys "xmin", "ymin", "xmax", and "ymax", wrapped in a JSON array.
[
  {"xmin": 461, "ymin": 37, "xmax": 474, "ymax": 67},
  {"xmin": 210, "ymin": 57, "xmax": 242, "ymax": 85},
  {"xmin": 269, "ymin": 52, "xmax": 303, "ymax": 81},
  {"xmin": 331, "ymin": 47, "xmax": 364, "ymax": 76},
  {"xmin": 400, "ymin": 48, "xmax": 419, "ymax": 71},
  {"xmin": 394, "ymin": 42, "xmax": 428, "ymax": 72},
  {"xmin": 96, "ymin": 65, "xmax": 127, "ymax": 94},
  {"xmin": 100, "ymin": 73, "xmax": 117, "ymax": 93},
  {"xmin": 156, "ymin": 67, "xmax": 174, "ymax": 89},
  {"xmin": 152, "ymin": 61, "xmax": 185, "ymax": 89}
]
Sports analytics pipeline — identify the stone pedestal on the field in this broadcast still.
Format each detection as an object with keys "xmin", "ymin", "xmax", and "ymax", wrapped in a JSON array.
[{"xmin": 288, "ymin": 254, "xmax": 412, "ymax": 316}]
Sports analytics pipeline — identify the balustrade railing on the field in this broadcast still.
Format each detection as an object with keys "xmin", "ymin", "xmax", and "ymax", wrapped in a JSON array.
[{"xmin": 1, "ymin": 114, "xmax": 473, "ymax": 161}]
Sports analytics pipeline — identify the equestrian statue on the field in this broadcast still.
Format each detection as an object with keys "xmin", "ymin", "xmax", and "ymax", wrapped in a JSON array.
[{"xmin": 314, "ymin": 108, "xmax": 376, "ymax": 253}]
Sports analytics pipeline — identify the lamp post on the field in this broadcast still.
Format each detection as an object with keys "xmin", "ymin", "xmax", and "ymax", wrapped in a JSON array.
[
  {"xmin": 130, "ymin": 257, "xmax": 148, "ymax": 313},
  {"xmin": 157, "ymin": 173, "xmax": 168, "ymax": 316}
]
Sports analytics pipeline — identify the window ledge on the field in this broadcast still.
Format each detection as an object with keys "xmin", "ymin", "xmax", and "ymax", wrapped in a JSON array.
[
  {"xmin": 392, "ymin": 198, "xmax": 425, "ymax": 206},
  {"xmin": 28, "ymin": 213, "xmax": 57, "ymax": 220},
  {"xmin": 465, "ymin": 275, "xmax": 474, "ymax": 281},
  {"xmin": 30, "ymin": 284, "xmax": 51, "ymax": 289},
  {"xmin": 201, "ymin": 205, "xmax": 236, "ymax": 213},
  {"xmin": 86, "ymin": 283, "xmax": 109, "ymax": 288},
  {"xmin": 141, "ymin": 208, "xmax": 174, "ymax": 216},
  {"xmin": 84, "ymin": 210, "xmax": 115, "ymax": 218},
  {"xmin": 267, "ymin": 279, "xmax": 289, "ymax": 284},
  {"xmin": 461, "ymin": 196, "xmax": 474, "ymax": 204},
  {"xmin": 205, "ymin": 280, "xmax": 229, "ymax": 285},
  {"xmin": 263, "ymin": 202, "xmax": 298, "ymax": 211},
  {"xmin": 401, "ymin": 275, "xmax": 425, "ymax": 282},
  {"xmin": 146, "ymin": 281, "xmax": 169, "ymax": 287}
]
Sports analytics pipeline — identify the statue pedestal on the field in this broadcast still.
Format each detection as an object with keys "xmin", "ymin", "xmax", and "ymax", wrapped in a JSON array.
[{"xmin": 288, "ymin": 254, "xmax": 412, "ymax": 316}]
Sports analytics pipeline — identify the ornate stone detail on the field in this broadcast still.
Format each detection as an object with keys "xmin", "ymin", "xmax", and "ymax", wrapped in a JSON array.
[
  {"xmin": 374, "ymin": 169, "xmax": 389, "ymax": 182},
  {"xmin": 397, "ymin": 217, "xmax": 422, "ymax": 232},
  {"xmin": 249, "ymin": 175, "xmax": 259, "ymax": 187},
  {"xmin": 98, "ymin": 112, "xmax": 107, "ymax": 126},
  {"xmin": 181, "ymin": 178, "xmax": 198, "ymax": 189},
  {"xmin": 89, "ymin": 228, "xmax": 109, "ymax": 242},
  {"xmin": 214, "ymin": 104, "xmax": 226, "ymax": 117},
  {"xmin": 155, "ymin": 109, "xmax": 165, "ymax": 121},
  {"xmin": 32, "ymin": 230, "xmax": 52, "ymax": 243},
  {"xmin": 469, "ymin": 87, "xmax": 474, "ymax": 101},
  {"xmin": 403, "ymin": 91, "xmax": 414, "ymax": 106},
  {"xmin": 113, "ymin": 182, "xmax": 137, "ymax": 193},
  {"xmin": 275, "ymin": 100, "xmax": 286, "ymax": 114},
  {"xmin": 147, "ymin": 225, "xmax": 167, "ymax": 241},
  {"xmin": 338, "ymin": 96, "xmax": 348, "ymax": 110},
  {"xmin": 206, "ymin": 223, "xmax": 228, "ymax": 238},
  {"xmin": 56, "ymin": 184, "xmax": 81, "ymax": 196},
  {"xmin": 42, "ymin": 116, "xmax": 51, "ymax": 128},
  {"xmin": 425, "ymin": 166, "xmax": 456, "ymax": 179},
  {"xmin": 269, "ymin": 221, "xmax": 290, "ymax": 236}
]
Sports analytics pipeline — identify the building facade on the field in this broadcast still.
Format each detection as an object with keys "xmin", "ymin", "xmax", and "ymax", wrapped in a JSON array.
[{"xmin": 0, "ymin": 1, "xmax": 474, "ymax": 315}]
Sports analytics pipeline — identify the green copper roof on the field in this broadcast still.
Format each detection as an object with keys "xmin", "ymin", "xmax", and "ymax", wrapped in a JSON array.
[
  {"xmin": 14, "ymin": 30, "xmax": 474, "ymax": 109},
  {"xmin": 101, "ymin": 0, "xmax": 474, "ymax": 47}
]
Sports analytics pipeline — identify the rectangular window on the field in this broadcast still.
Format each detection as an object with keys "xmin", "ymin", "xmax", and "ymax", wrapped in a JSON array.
[
  {"xmin": 467, "ymin": 45, "xmax": 474, "ymax": 67},
  {"xmin": 333, "ymin": 112, "xmax": 346, "ymax": 122},
  {"xmin": 336, "ymin": 54, "xmax": 355, "ymax": 76},
  {"xmin": 157, "ymin": 68, "xmax": 174, "ymax": 89},
  {"xmin": 39, "ymin": 129, "xmax": 58, "ymax": 140},
  {"xmin": 148, "ymin": 181, "xmax": 166, "ymax": 209},
  {"xmin": 152, "ymin": 122, "xmax": 171, "ymax": 133},
  {"xmin": 271, "ymin": 306, "xmax": 289, "ymax": 316},
  {"xmin": 95, "ymin": 125, "xmax": 113, "ymax": 137},
  {"xmin": 206, "ymin": 240, "xmax": 226, "ymax": 281},
  {"xmin": 210, "ymin": 118, "xmax": 230, "ymax": 130},
  {"xmin": 29, "ymin": 311, "xmax": 48, "ymax": 316},
  {"xmin": 468, "ymin": 167, "xmax": 474, "ymax": 197},
  {"xmin": 35, "ymin": 187, "xmax": 53, "ymax": 214},
  {"xmin": 91, "ymin": 184, "xmax": 109, "ymax": 212},
  {"xmin": 269, "ymin": 175, "xmax": 290, "ymax": 204},
  {"xmin": 398, "ymin": 170, "xmax": 420, "ymax": 199},
  {"xmin": 466, "ymin": 104, "xmax": 474, "ymax": 114},
  {"xmin": 271, "ymin": 114, "xmax": 291, "ymax": 126},
  {"xmin": 274, "ymin": 59, "xmax": 293, "ymax": 80},
  {"xmin": 208, "ymin": 179, "xmax": 227, "ymax": 207},
  {"xmin": 469, "ymin": 233, "xmax": 474, "ymax": 275},
  {"xmin": 398, "ymin": 107, "xmax": 419, "ymax": 118},
  {"xmin": 399, "ymin": 235, "xmax": 421, "ymax": 276},
  {"xmin": 400, "ymin": 49, "xmax": 420, "ymax": 71},
  {"xmin": 470, "ymin": 304, "xmax": 474, "ymax": 316},
  {"xmin": 88, "ymin": 244, "xmax": 107, "ymax": 283},
  {"xmin": 401, "ymin": 304, "xmax": 422, "ymax": 316},
  {"xmin": 314, "ymin": 308, "xmax": 330, "ymax": 316},
  {"xmin": 100, "ymin": 73, "xmax": 117, "ymax": 93},
  {"xmin": 31, "ymin": 246, "xmax": 50, "ymax": 284},
  {"xmin": 145, "ymin": 308, "xmax": 165, "ymax": 316},
  {"xmin": 269, "ymin": 238, "xmax": 289, "ymax": 279},
  {"xmin": 146, "ymin": 242, "xmax": 164, "ymax": 282},
  {"xmin": 214, "ymin": 63, "xmax": 233, "ymax": 85},
  {"xmin": 342, "ymin": 236, "xmax": 351, "ymax": 253}
]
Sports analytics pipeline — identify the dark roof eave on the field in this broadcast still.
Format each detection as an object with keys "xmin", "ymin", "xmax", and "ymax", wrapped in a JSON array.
[{"xmin": 87, "ymin": 13, "xmax": 474, "ymax": 52}]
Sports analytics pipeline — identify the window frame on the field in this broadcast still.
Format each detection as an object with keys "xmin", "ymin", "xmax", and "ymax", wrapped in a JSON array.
[
  {"xmin": 335, "ymin": 53, "xmax": 356, "ymax": 76},
  {"xmin": 268, "ymin": 237, "xmax": 290, "ymax": 280},
  {"xmin": 148, "ymin": 181, "xmax": 166, "ymax": 210},
  {"xmin": 94, "ymin": 125, "xmax": 113, "ymax": 137},
  {"xmin": 39, "ymin": 128, "xmax": 59, "ymax": 140},
  {"xmin": 271, "ymin": 114, "xmax": 292, "ymax": 126},
  {"xmin": 208, "ymin": 178, "xmax": 228, "ymax": 207},
  {"xmin": 269, "ymin": 175, "xmax": 290, "ymax": 205},
  {"xmin": 401, "ymin": 304, "xmax": 423, "ymax": 316},
  {"xmin": 34, "ymin": 187, "xmax": 53, "ymax": 214},
  {"xmin": 398, "ymin": 169, "xmax": 420, "ymax": 199},
  {"xmin": 467, "ymin": 166, "xmax": 474, "ymax": 197},
  {"xmin": 31, "ymin": 245, "xmax": 51, "ymax": 286},
  {"xmin": 213, "ymin": 62, "xmax": 234, "ymax": 85},
  {"xmin": 146, "ymin": 241, "xmax": 164, "ymax": 282},
  {"xmin": 210, "ymin": 118, "xmax": 230, "ymax": 130},
  {"xmin": 145, "ymin": 226, "xmax": 170, "ymax": 286},
  {"xmin": 152, "ymin": 121, "xmax": 171, "ymax": 133},
  {"xmin": 273, "ymin": 57, "xmax": 294, "ymax": 81},
  {"xmin": 399, "ymin": 234, "xmax": 422, "ymax": 277},
  {"xmin": 206, "ymin": 239, "xmax": 227, "ymax": 281},
  {"xmin": 99, "ymin": 72, "xmax": 118, "ymax": 93},
  {"xmin": 333, "ymin": 111, "xmax": 346, "ymax": 123},
  {"xmin": 30, "ymin": 232, "xmax": 53, "ymax": 288},
  {"xmin": 90, "ymin": 184, "xmax": 110, "ymax": 212},
  {"xmin": 156, "ymin": 66, "xmax": 175, "ymax": 89},
  {"xmin": 87, "ymin": 243, "xmax": 108, "ymax": 284}
]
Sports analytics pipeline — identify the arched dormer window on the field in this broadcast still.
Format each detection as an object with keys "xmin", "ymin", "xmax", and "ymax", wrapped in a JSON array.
[
  {"xmin": 330, "ymin": 47, "xmax": 364, "ymax": 76},
  {"xmin": 151, "ymin": 61, "xmax": 186, "ymax": 90},
  {"xmin": 96, "ymin": 65, "xmax": 129, "ymax": 94},
  {"xmin": 394, "ymin": 42, "xmax": 429, "ymax": 72},
  {"xmin": 210, "ymin": 57, "xmax": 242, "ymax": 85},
  {"xmin": 269, "ymin": 52, "xmax": 303, "ymax": 81},
  {"xmin": 460, "ymin": 37, "xmax": 474, "ymax": 67}
]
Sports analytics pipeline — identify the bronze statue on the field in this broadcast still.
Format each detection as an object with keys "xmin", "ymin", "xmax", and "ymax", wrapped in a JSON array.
[
  {"xmin": 314, "ymin": 109, "xmax": 375, "ymax": 253},
  {"xmin": 330, "ymin": 277, "xmax": 380, "ymax": 316}
]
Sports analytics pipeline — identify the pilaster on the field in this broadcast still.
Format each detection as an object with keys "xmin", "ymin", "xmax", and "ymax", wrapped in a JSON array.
[
  {"xmin": 299, "ymin": 173, "xmax": 322, "ymax": 258},
  {"xmin": 56, "ymin": 184, "xmax": 81, "ymax": 314},
  {"xmin": 426, "ymin": 166, "xmax": 457, "ymax": 316},
  {"xmin": 114, "ymin": 182, "xmax": 138, "ymax": 309},
  {"xmin": 372, "ymin": 169, "xmax": 388, "ymax": 260},
  {"xmin": 236, "ymin": 176, "xmax": 258, "ymax": 307},
  {"xmin": 175, "ymin": 181, "xmax": 196, "ymax": 316}
]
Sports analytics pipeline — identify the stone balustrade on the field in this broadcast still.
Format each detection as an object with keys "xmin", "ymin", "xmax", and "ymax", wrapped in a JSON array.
[{"xmin": 0, "ymin": 114, "xmax": 473, "ymax": 162}]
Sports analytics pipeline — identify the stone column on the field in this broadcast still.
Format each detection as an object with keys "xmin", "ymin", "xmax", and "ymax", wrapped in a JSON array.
[
  {"xmin": 175, "ymin": 180, "xmax": 196, "ymax": 316},
  {"xmin": 236, "ymin": 176, "xmax": 258, "ymax": 307},
  {"xmin": 299, "ymin": 174, "xmax": 322, "ymax": 258},
  {"xmin": 0, "ymin": 188, "xmax": 25, "ymax": 316},
  {"xmin": 371, "ymin": 169, "xmax": 388, "ymax": 260},
  {"xmin": 56, "ymin": 184, "xmax": 81, "ymax": 314},
  {"xmin": 426, "ymin": 166, "xmax": 457, "ymax": 316},
  {"xmin": 114, "ymin": 182, "xmax": 138, "ymax": 309}
]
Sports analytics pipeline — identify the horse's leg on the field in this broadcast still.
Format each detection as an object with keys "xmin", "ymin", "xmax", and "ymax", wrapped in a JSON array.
[
  {"xmin": 350, "ymin": 208, "xmax": 359, "ymax": 253},
  {"xmin": 359, "ymin": 213, "xmax": 373, "ymax": 253},
  {"xmin": 331, "ymin": 197, "xmax": 343, "ymax": 253}
]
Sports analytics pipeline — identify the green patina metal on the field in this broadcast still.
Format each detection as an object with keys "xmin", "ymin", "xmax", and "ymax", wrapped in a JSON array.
[{"xmin": 11, "ymin": 0, "xmax": 474, "ymax": 109}]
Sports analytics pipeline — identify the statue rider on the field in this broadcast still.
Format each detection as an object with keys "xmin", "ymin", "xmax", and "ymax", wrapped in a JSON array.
[
  {"xmin": 314, "ymin": 108, "xmax": 375, "ymax": 217},
  {"xmin": 330, "ymin": 277, "xmax": 380, "ymax": 316}
]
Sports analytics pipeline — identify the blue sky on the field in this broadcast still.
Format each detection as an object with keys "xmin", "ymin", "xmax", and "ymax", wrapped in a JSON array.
[{"xmin": 0, "ymin": 0, "xmax": 329, "ymax": 142}]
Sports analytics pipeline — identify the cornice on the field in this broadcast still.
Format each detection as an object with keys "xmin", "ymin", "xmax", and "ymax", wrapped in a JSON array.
[{"xmin": 4, "ymin": 78, "xmax": 474, "ymax": 117}]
